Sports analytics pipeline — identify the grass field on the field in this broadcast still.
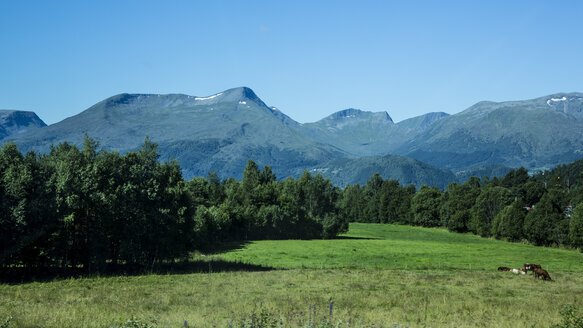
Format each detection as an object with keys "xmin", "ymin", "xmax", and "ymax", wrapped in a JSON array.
[
  {"xmin": 1, "ymin": 223, "xmax": 583, "ymax": 327},
  {"xmin": 218, "ymin": 223, "xmax": 583, "ymax": 271}
]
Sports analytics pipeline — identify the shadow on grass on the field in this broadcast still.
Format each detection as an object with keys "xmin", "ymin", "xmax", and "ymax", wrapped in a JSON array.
[
  {"xmin": 334, "ymin": 236, "xmax": 379, "ymax": 240},
  {"xmin": 203, "ymin": 240, "xmax": 251, "ymax": 255},
  {"xmin": 0, "ymin": 259, "xmax": 274, "ymax": 285}
]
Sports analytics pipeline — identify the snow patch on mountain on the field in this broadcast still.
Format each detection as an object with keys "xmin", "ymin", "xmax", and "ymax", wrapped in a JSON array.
[
  {"xmin": 547, "ymin": 96, "xmax": 567, "ymax": 106},
  {"xmin": 195, "ymin": 93, "xmax": 223, "ymax": 101}
]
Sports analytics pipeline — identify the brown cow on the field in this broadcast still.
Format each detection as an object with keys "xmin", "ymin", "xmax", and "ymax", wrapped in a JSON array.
[
  {"xmin": 498, "ymin": 266, "xmax": 511, "ymax": 271},
  {"xmin": 533, "ymin": 268, "xmax": 552, "ymax": 281},
  {"xmin": 524, "ymin": 263, "xmax": 542, "ymax": 273}
]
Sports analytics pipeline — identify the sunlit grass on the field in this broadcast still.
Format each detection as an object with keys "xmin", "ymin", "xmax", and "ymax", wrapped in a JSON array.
[
  {"xmin": 217, "ymin": 223, "xmax": 583, "ymax": 271},
  {"xmin": 1, "ymin": 269, "xmax": 582, "ymax": 327},
  {"xmin": 1, "ymin": 223, "xmax": 583, "ymax": 327}
]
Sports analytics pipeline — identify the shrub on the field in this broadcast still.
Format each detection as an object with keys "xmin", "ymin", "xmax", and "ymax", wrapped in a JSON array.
[
  {"xmin": 551, "ymin": 305, "xmax": 583, "ymax": 328},
  {"xmin": 0, "ymin": 316, "xmax": 13, "ymax": 328},
  {"xmin": 109, "ymin": 317, "xmax": 158, "ymax": 328}
]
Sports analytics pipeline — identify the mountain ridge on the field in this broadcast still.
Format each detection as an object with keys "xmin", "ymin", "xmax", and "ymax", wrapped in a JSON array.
[
  {"xmin": 2, "ymin": 88, "xmax": 582, "ymax": 186},
  {"xmin": 0, "ymin": 110, "xmax": 47, "ymax": 139}
]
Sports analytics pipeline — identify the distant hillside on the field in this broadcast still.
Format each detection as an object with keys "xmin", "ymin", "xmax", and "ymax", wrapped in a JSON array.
[
  {"xmin": 396, "ymin": 112, "xmax": 449, "ymax": 131},
  {"xmin": 454, "ymin": 164, "xmax": 513, "ymax": 182},
  {"xmin": 398, "ymin": 93, "xmax": 583, "ymax": 171},
  {"xmin": 307, "ymin": 154, "xmax": 457, "ymax": 189},
  {"xmin": 532, "ymin": 157, "xmax": 583, "ymax": 193},
  {"xmin": 0, "ymin": 110, "xmax": 46, "ymax": 139},
  {"xmin": 300, "ymin": 110, "xmax": 449, "ymax": 156},
  {"xmin": 300, "ymin": 109, "xmax": 397, "ymax": 156}
]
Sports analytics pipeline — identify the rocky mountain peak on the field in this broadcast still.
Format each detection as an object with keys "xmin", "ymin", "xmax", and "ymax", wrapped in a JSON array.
[{"xmin": 0, "ymin": 110, "xmax": 47, "ymax": 139}]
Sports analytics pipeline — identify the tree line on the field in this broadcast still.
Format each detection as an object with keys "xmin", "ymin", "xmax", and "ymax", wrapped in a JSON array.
[
  {"xmin": 344, "ymin": 166, "xmax": 583, "ymax": 250},
  {"xmin": 0, "ymin": 136, "xmax": 348, "ymax": 273},
  {"xmin": 2, "ymin": 135, "xmax": 583, "ymax": 275}
]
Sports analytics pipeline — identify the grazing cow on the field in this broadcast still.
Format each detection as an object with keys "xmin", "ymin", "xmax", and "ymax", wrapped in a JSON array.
[
  {"xmin": 533, "ymin": 268, "xmax": 552, "ymax": 281},
  {"xmin": 512, "ymin": 268, "xmax": 526, "ymax": 275},
  {"xmin": 524, "ymin": 263, "xmax": 542, "ymax": 273},
  {"xmin": 498, "ymin": 266, "xmax": 511, "ymax": 271}
]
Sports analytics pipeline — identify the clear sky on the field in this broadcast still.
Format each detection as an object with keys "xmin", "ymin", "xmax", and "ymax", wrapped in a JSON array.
[{"xmin": 1, "ymin": 0, "xmax": 582, "ymax": 125}]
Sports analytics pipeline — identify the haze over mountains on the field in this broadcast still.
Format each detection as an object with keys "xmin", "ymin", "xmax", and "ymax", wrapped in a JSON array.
[{"xmin": 2, "ymin": 87, "xmax": 582, "ymax": 188}]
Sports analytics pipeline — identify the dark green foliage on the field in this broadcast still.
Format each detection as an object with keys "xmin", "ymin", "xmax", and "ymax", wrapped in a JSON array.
[
  {"xmin": 569, "ymin": 204, "xmax": 583, "ymax": 251},
  {"xmin": 468, "ymin": 186, "xmax": 513, "ymax": 237},
  {"xmin": 0, "ymin": 136, "xmax": 192, "ymax": 271},
  {"xmin": 339, "ymin": 174, "xmax": 414, "ymax": 224},
  {"xmin": 378, "ymin": 180, "xmax": 415, "ymax": 224},
  {"xmin": 0, "ymin": 143, "xmax": 55, "ymax": 268},
  {"xmin": 440, "ymin": 179, "xmax": 481, "ymax": 232},
  {"xmin": 190, "ymin": 161, "xmax": 347, "ymax": 243},
  {"xmin": 492, "ymin": 200, "xmax": 527, "ymax": 241},
  {"xmin": 411, "ymin": 185, "xmax": 442, "ymax": 227},
  {"xmin": 523, "ymin": 180, "xmax": 546, "ymax": 207},
  {"xmin": 501, "ymin": 167, "xmax": 529, "ymax": 190},
  {"xmin": 523, "ymin": 189, "xmax": 569, "ymax": 246},
  {"xmin": 362, "ymin": 173, "xmax": 384, "ymax": 222},
  {"xmin": 537, "ymin": 158, "xmax": 583, "ymax": 192},
  {"xmin": 337, "ymin": 184, "xmax": 365, "ymax": 222},
  {"xmin": 0, "ymin": 315, "xmax": 12, "ymax": 328},
  {"xmin": 0, "ymin": 138, "xmax": 348, "ymax": 273},
  {"xmin": 551, "ymin": 305, "xmax": 583, "ymax": 328}
]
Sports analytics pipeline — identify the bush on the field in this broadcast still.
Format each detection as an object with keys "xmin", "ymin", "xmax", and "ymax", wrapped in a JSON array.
[
  {"xmin": 0, "ymin": 316, "xmax": 13, "ymax": 328},
  {"xmin": 109, "ymin": 317, "xmax": 158, "ymax": 328},
  {"xmin": 551, "ymin": 305, "xmax": 583, "ymax": 328}
]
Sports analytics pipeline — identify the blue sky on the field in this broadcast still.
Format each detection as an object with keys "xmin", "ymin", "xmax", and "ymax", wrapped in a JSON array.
[{"xmin": 1, "ymin": 1, "xmax": 582, "ymax": 125}]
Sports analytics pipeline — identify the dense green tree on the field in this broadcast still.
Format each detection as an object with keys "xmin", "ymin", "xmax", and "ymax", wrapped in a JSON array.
[
  {"xmin": 523, "ymin": 189, "xmax": 568, "ymax": 246},
  {"xmin": 48, "ymin": 141, "xmax": 92, "ymax": 269},
  {"xmin": 0, "ymin": 135, "xmax": 351, "ymax": 274},
  {"xmin": 242, "ymin": 159, "xmax": 261, "ymax": 200},
  {"xmin": 110, "ymin": 138, "xmax": 194, "ymax": 269},
  {"xmin": 411, "ymin": 185, "xmax": 442, "ymax": 227},
  {"xmin": 492, "ymin": 200, "xmax": 527, "ymax": 241},
  {"xmin": 440, "ymin": 179, "xmax": 481, "ymax": 232},
  {"xmin": 468, "ymin": 185, "xmax": 512, "ymax": 237},
  {"xmin": 501, "ymin": 167, "xmax": 529, "ymax": 190},
  {"xmin": 378, "ymin": 180, "xmax": 415, "ymax": 224},
  {"xmin": 0, "ymin": 143, "xmax": 56, "ymax": 267},
  {"xmin": 338, "ymin": 184, "xmax": 365, "ymax": 222},
  {"xmin": 569, "ymin": 204, "xmax": 583, "ymax": 251},
  {"xmin": 278, "ymin": 177, "xmax": 314, "ymax": 238},
  {"xmin": 362, "ymin": 173, "xmax": 384, "ymax": 222},
  {"xmin": 522, "ymin": 180, "xmax": 546, "ymax": 207},
  {"xmin": 188, "ymin": 177, "xmax": 211, "ymax": 207},
  {"xmin": 378, "ymin": 180, "xmax": 400, "ymax": 224},
  {"xmin": 206, "ymin": 172, "xmax": 226, "ymax": 206}
]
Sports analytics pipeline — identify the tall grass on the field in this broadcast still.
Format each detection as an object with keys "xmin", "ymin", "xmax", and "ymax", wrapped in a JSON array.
[
  {"xmin": 1, "ymin": 269, "xmax": 581, "ymax": 327},
  {"xmin": 1, "ymin": 223, "xmax": 582, "ymax": 327}
]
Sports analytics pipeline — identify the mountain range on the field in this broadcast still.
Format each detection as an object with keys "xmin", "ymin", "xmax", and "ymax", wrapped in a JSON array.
[{"xmin": 2, "ymin": 87, "xmax": 582, "ymax": 188}]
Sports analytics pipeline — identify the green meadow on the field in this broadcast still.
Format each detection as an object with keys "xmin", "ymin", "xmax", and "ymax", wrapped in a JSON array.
[
  {"xmin": 219, "ymin": 223, "xmax": 583, "ymax": 271},
  {"xmin": 1, "ymin": 223, "xmax": 583, "ymax": 328}
]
